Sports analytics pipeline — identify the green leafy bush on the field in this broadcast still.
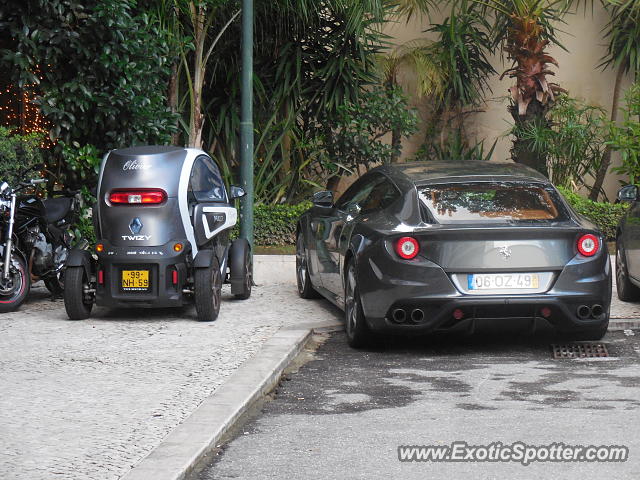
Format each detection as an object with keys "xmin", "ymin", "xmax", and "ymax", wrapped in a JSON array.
[
  {"xmin": 233, "ymin": 202, "xmax": 312, "ymax": 246},
  {"xmin": 0, "ymin": 127, "xmax": 43, "ymax": 185},
  {"xmin": 1, "ymin": 0, "xmax": 177, "ymax": 151},
  {"xmin": 319, "ymin": 86, "xmax": 418, "ymax": 174},
  {"xmin": 609, "ymin": 83, "xmax": 640, "ymax": 184},
  {"xmin": 557, "ymin": 186, "xmax": 627, "ymax": 240}
]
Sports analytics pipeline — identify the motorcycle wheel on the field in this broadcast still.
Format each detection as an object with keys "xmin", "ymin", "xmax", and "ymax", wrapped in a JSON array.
[{"xmin": 0, "ymin": 254, "xmax": 30, "ymax": 313}]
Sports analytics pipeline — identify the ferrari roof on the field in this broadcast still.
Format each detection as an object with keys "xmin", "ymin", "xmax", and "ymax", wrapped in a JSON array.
[{"xmin": 390, "ymin": 161, "xmax": 549, "ymax": 184}]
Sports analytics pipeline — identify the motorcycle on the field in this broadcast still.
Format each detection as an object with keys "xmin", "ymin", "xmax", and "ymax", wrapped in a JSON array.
[{"xmin": 0, "ymin": 170, "xmax": 82, "ymax": 312}]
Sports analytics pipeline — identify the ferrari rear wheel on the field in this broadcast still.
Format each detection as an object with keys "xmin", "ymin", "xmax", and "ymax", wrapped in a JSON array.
[
  {"xmin": 296, "ymin": 233, "xmax": 320, "ymax": 299},
  {"xmin": 616, "ymin": 237, "xmax": 640, "ymax": 301},
  {"xmin": 195, "ymin": 257, "xmax": 222, "ymax": 322},
  {"xmin": 344, "ymin": 262, "xmax": 374, "ymax": 349}
]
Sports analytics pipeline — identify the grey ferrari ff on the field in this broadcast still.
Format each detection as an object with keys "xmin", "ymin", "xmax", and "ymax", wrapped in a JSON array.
[{"xmin": 296, "ymin": 161, "xmax": 611, "ymax": 348}]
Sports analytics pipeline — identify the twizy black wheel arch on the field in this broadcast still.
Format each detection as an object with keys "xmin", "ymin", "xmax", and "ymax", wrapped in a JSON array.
[
  {"xmin": 229, "ymin": 238, "xmax": 252, "ymax": 300},
  {"xmin": 194, "ymin": 255, "xmax": 222, "ymax": 321}
]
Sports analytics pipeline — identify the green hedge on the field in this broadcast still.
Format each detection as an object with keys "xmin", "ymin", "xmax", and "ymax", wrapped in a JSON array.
[
  {"xmin": 248, "ymin": 191, "xmax": 627, "ymax": 246},
  {"xmin": 235, "ymin": 202, "xmax": 311, "ymax": 246},
  {"xmin": 557, "ymin": 186, "xmax": 627, "ymax": 240}
]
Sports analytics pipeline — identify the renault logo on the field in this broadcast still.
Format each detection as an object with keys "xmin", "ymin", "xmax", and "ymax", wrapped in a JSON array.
[
  {"xmin": 129, "ymin": 218, "xmax": 143, "ymax": 235},
  {"xmin": 498, "ymin": 246, "xmax": 512, "ymax": 260}
]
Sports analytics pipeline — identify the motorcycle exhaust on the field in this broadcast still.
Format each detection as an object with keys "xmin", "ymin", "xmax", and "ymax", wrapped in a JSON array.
[
  {"xmin": 576, "ymin": 305, "xmax": 591, "ymax": 320},
  {"xmin": 392, "ymin": 308, "xmax": 406, "ymax": 323}
]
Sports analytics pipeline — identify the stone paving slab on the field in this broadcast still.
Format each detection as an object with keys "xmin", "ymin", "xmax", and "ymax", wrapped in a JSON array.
[{"xmin": 0, "ymin": 283, "xmax": 339, "ymax": 480}]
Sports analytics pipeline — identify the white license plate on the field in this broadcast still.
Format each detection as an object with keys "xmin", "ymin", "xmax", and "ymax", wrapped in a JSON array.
[{"xmin": 468, "ymin": 273, "xmax": 539, "ymax": 290}]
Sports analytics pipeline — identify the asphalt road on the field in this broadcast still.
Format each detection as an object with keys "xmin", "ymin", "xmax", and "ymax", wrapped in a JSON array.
[{"xmin": 193, "ymin": 328, "xmax": 640, "ymax": 480}]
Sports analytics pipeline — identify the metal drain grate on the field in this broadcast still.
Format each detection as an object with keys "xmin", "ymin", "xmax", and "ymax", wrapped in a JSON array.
[{"xmin": 552, "ymin": 343, "xmax": 609, "ymax": 359}]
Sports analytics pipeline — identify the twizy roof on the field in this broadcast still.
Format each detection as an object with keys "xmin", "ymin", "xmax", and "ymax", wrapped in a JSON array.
[{"xmin": 390, "ymin": 161, "xmax": 549, "ymax": 185}]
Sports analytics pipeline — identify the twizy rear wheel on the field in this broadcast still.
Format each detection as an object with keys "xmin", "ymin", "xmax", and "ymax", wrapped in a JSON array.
[
  {"xmin": 0, "ymin": 254, "xmax": 30, "ymax": 313},
  {"xmin": 64, "ymin": 267, "xmax": 93, "ymax": 320},
  {"xmin": 195, "ymin": 256, "xmax": 222, "ymax": 321}
]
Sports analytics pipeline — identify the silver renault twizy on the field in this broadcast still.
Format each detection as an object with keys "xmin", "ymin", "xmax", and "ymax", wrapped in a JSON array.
[{"xmin": 63, "ymin": 146, "xmax": 252, "ymax": 321}]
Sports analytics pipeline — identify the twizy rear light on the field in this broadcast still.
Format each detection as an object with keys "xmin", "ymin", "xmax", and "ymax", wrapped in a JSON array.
[
  {"xmin": 109, "ymin": 189, "xmax": 167, "ymax": 205},
  {"xmin": 98, "ymin": 270, "xmax": 104, "ymax": 285},
  {"xmin": 577, "ymin": 234, "xmax": 599, "ymax": 257},
  {"xmin": 395, "ymin": 236, "xmax": 420, "ymax": 260}
]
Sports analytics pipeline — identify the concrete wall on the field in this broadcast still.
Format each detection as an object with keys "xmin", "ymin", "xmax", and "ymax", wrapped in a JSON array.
[{"xmin": 381, "ymin": 6, "xmax": 635, "ymax": 200}]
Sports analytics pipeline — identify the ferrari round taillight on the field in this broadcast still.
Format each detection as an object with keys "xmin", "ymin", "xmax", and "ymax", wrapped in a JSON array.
[
  {"xmin": 109, "ymin": 189, "xmax": 167, "ymax": 205},
  {"xmin": 577, "ymin": 234, "xmax": 599, "ymax": 257},
  {"xmin": 395, "ymin": 236, "xmax": 420, "ymax": 260}
]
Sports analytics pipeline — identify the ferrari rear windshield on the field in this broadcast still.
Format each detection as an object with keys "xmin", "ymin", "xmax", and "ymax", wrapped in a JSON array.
[{"xmin": 418, "ymin": 182, "xmax": 569, "ymax": 224}]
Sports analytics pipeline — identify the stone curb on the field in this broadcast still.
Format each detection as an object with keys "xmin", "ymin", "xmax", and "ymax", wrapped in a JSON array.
[
  {"xmin": 609, "ymin": 318, "xmax": 640, "ymax": 330},
  {"xmin": 120, "ymin": 326, "xmax": 317, "ymax": 480}
]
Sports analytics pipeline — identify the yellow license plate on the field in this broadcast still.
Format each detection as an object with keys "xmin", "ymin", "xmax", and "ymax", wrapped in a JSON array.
[{"xmin": 122, "ymin": 270, "xmax": 149, "ymax": 290}]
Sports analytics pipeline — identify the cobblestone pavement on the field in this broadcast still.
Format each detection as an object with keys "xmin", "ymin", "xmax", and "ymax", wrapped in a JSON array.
[{"xmin": 0, "ymin": 282, "xmax": 332, "ymax": 480}]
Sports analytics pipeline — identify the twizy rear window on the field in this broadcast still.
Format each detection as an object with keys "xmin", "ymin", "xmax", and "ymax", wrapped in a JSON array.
[{"xmin": 418, "ymin": 182, "xmax": 567, "ymax": 224}]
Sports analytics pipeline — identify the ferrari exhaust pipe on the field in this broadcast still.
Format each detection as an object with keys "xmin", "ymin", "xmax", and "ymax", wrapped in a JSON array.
[
  {"xmin": 576, "ymin": 305, "xmax": 591, "ymax": 320},
  {"xmin": 591, "ymin": 304, "xmax": 604, "ymax": 318},
  {"xmin": 392, "ymin": 309, "xmax": 407, "ymax": 323},
  {"xmin": 411, "ymin": 309, "xmax": 425, "ymax": 323}
]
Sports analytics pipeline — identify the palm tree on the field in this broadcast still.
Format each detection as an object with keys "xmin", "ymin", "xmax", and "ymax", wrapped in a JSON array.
[
  {"xmin": 589, "ymin": 0, "xmax": 640, "ymax": 200},
  {"xmin": 474, "ymin": 0, "xmax": 573, "ymax": 174}
]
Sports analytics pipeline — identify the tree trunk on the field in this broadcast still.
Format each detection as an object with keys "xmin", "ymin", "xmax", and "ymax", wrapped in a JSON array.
[
  {"xmin": 188, "ymin": 4, "xmax": 206, "ymax": 149},
  {"xmin": 510, "ymin": 100, "xmax": 549, "ymax": 177},
  {"xmin": 168, "ymin": 62, "xmax": 180, "ymax": 145},
  {"xmin": 589, "ymin": 64, "xmax": 626, "ymax": 201},
  {"xmin": 391, "ymin": 127, "xmax": 401, "ymax": 163}
]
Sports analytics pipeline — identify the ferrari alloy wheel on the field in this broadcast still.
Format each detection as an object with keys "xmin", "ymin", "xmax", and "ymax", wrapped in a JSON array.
[
  {"xmin": 195, "ymin": 257, "xmax": 222, "ymax": 321},
  {"xmin": 296, "ymin": 233, "xmax": 320, "ymax": 299},
  {"xmin": 616, "ymin": 238, "xmax": 640, "ymax": 302},
  {"xmin": 344, "ymin": 262, "xmax": 374, "ymax": 348}
]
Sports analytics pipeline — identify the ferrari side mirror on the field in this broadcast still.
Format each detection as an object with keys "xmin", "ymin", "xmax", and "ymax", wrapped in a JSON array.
[{"xmin": 618, "ymin": 185, "xmax": 638, "ymax": 202}]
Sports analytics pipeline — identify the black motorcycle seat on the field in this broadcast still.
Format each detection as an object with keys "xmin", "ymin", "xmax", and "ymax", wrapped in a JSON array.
[{"xmin": 43, "ymin": 197, "xmax": 73, "ymax": 224}]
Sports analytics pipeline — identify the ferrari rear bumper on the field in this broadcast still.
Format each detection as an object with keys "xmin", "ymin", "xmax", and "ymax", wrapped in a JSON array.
[{"xmin": 357, "ymin": 249, "xmax": 611, "ymax": 335}]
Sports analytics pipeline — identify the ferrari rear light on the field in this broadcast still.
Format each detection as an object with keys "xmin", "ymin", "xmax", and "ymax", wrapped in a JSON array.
[
  {"xmin": 109, "ymin": 189, "xmax": 167, "ymax": 205},
  {"xmin": 395, "ymin": 236, "xmax": 420, "ymax": 260},
  {"xmin": 577, "ymin": 234, "xmax": 599, "ymax": 257}
]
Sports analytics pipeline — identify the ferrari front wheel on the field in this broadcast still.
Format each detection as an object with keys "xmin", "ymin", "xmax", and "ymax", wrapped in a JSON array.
[{"xmin": 296, "ymin": 233, "xmax": 320, "ymax": 299}]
